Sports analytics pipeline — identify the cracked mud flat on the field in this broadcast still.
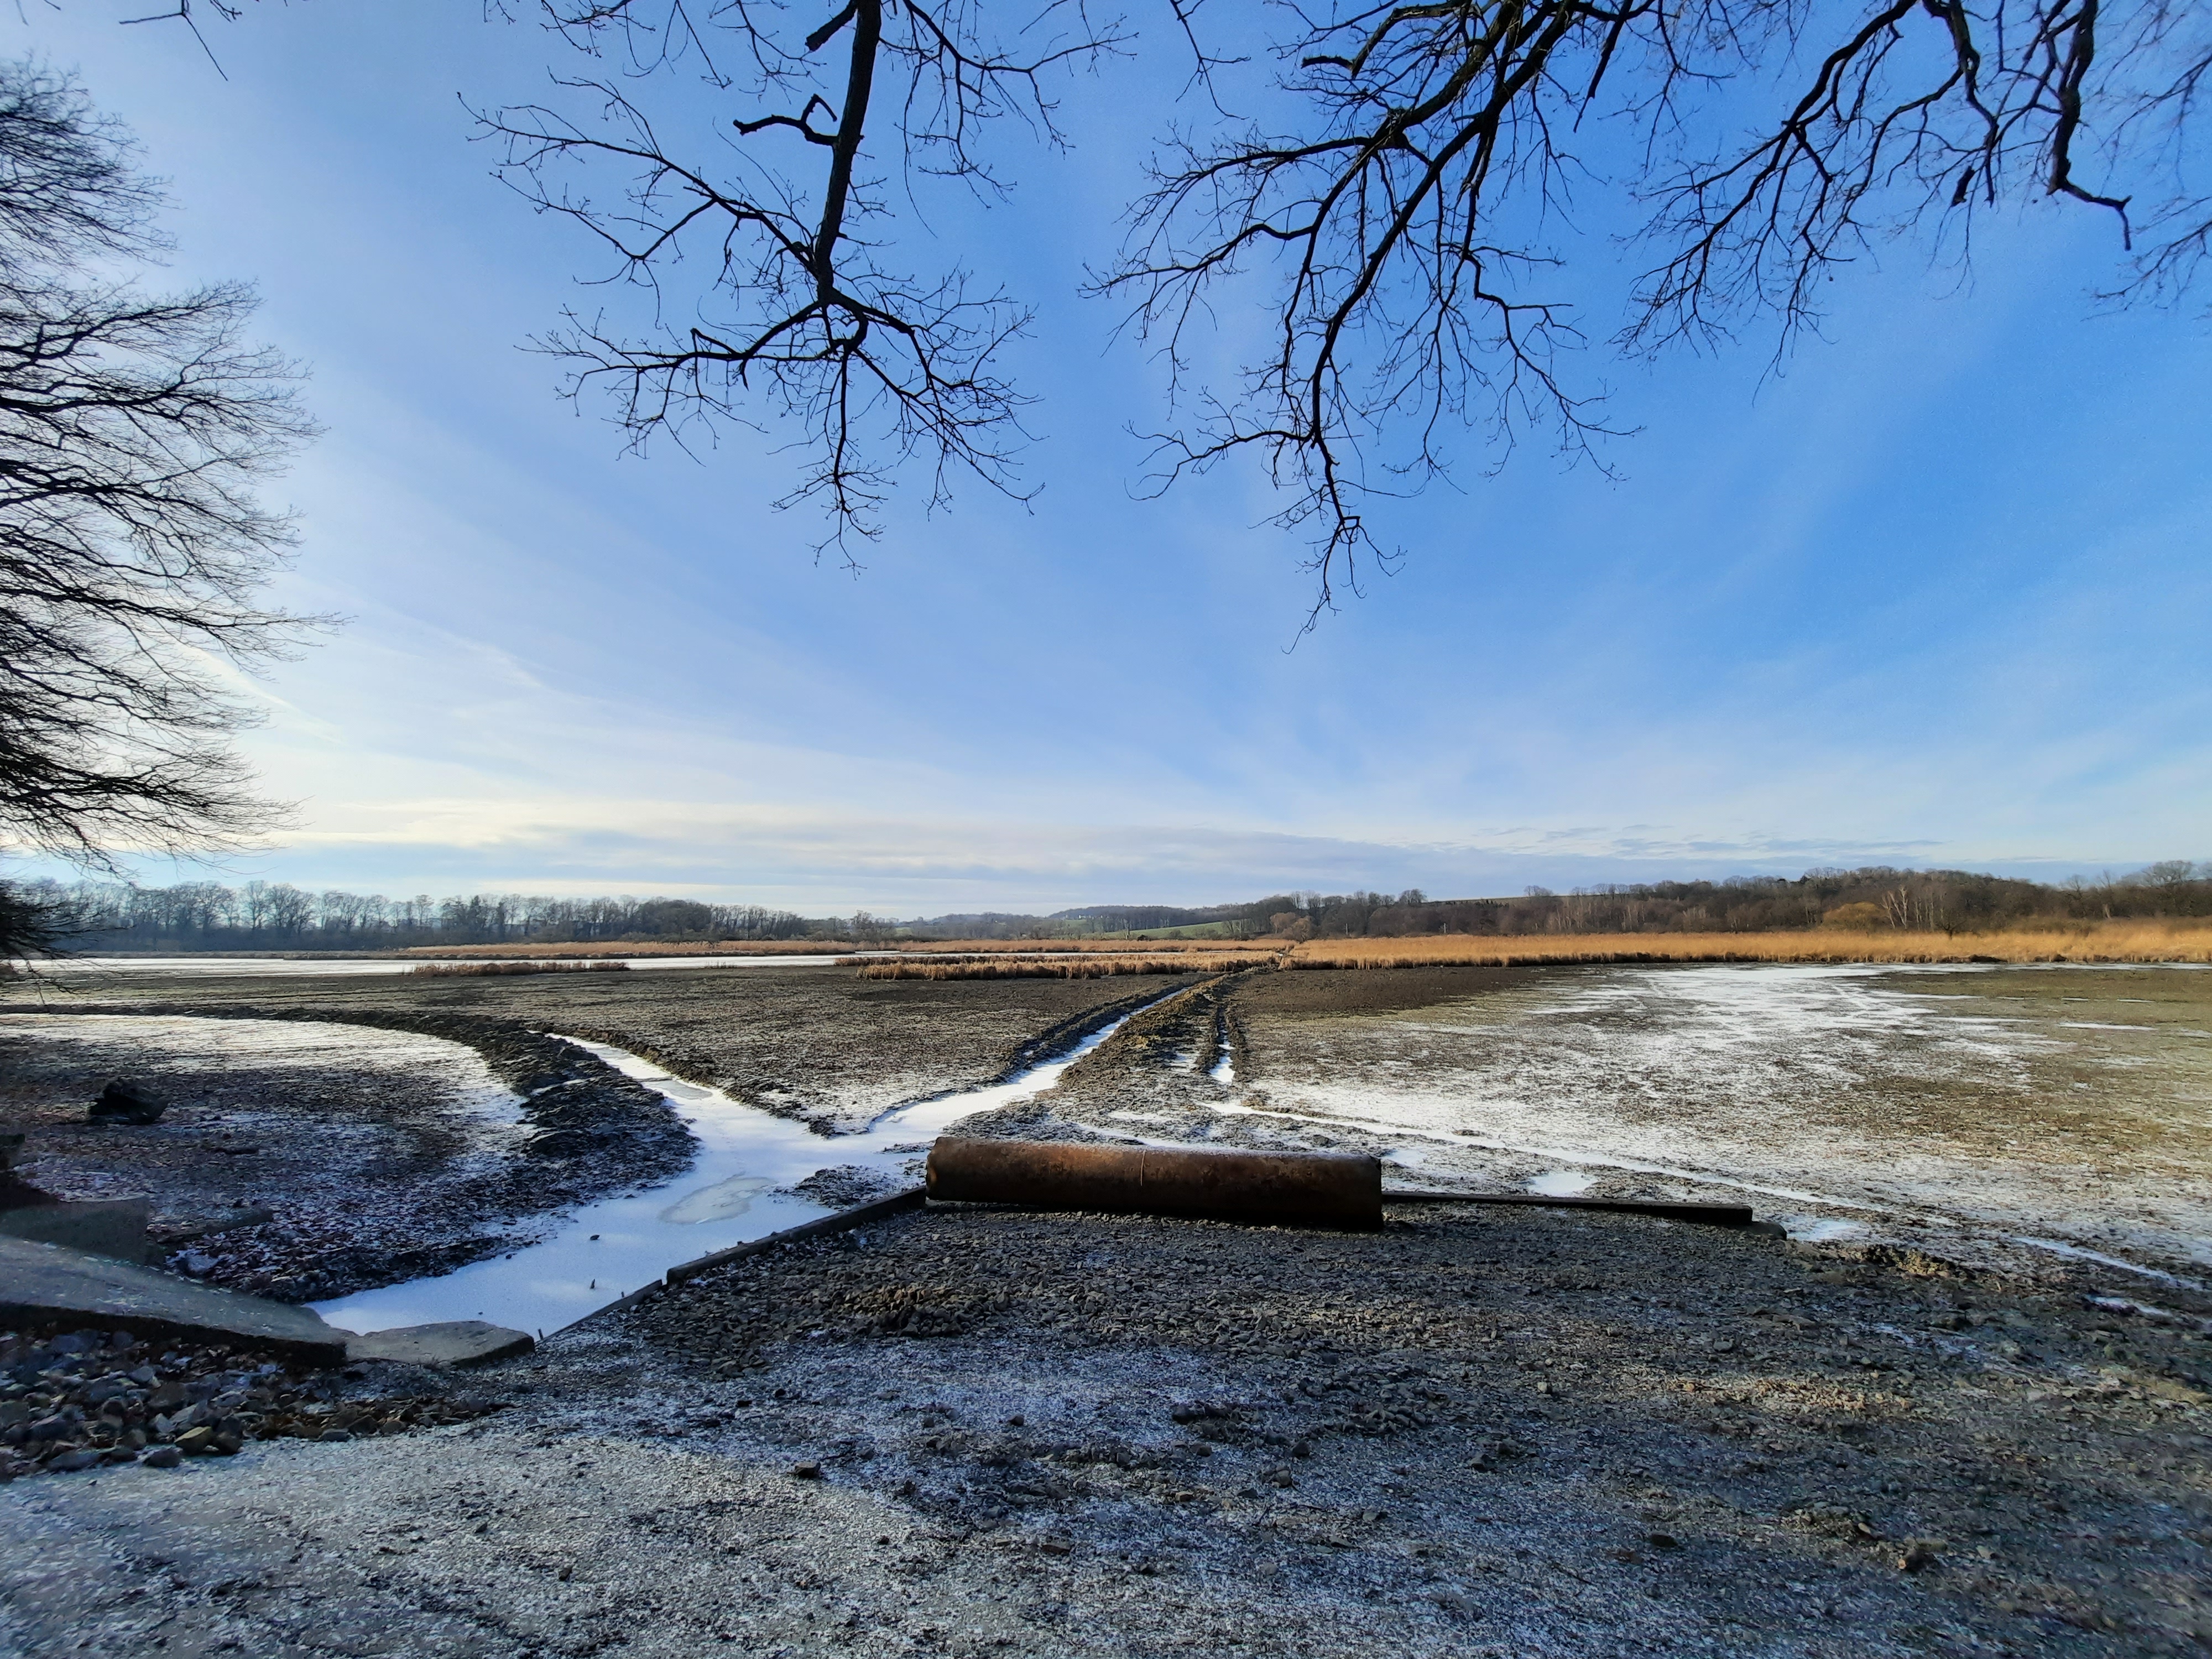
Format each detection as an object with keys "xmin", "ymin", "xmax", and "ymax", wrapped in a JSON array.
[{"xmin": 4, "ymin": 1202, "xmax": 2209, "ymax": 1658}]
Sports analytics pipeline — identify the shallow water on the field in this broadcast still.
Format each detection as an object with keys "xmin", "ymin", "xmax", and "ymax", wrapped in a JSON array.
[{"xmin": 310, "ymin": 1006, "xmax": 1157, "ymax": 1336}]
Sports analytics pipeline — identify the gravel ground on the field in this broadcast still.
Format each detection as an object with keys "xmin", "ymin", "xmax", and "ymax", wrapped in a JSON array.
[{"xmin": 4, "ymin": 1201, "xmax": 2208, "ymax": 1657}]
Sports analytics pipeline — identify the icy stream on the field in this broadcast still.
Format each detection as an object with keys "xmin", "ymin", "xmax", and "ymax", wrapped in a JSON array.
[{"xmin": 310, "ymin": 1005, "xmax": 1155, "ymax": 1337}]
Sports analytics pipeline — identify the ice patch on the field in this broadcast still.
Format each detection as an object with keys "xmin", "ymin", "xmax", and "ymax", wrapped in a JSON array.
[
  {"xmin": 1242, "ymin": 962, "xmax": 2212, "ymax": 1286},
  {"xmin": 658, "ymin": 1175, "xmax": 773, "ymax": 1224},
  {"xmin": 1526, "ymin": 1169, "xmax": 1596, "ymax": 1198},
  {"xmin": 23, "ymin": 954, "xmax": 863, "ymax": 978},
  {"xmin": 1788, "ymin": 1218, "xmax": 1869, "ymax": 1243}
]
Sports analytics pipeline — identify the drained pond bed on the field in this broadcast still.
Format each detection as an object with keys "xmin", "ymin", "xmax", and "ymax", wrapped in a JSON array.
[{"xmin": 2, "ymin": 958, "xmax": 2208, "ymax": 1657}]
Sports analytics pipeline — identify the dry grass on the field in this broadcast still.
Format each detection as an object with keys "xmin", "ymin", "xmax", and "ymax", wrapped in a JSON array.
[
  {"xmin": 409, "ymin": 959, "xmax": 634, "ymax": 977},
  {"xmin": 402, "ymin": 937, "xmax": 1281, "ymax": 962},
  {"xmin": 1286, "ymin": 920, "xmax": 2212, "ymax": 969},
  {"xmin": 848, "ymin": 955, "xmax": 1249, "ymax": 980},
  {"xmin": 886, "ymin": 938, "xmax": 1281, "ymax": 955}
]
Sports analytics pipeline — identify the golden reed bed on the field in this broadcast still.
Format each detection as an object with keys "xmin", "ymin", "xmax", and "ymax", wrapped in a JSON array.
[
  {"xmin": 405, "ymin": 937, "xmax": 1273, "ymax": 962},
  {"xmin": 409, "ymin": 921, "xmax": 2210, "ymax": 975},
  {"xmin": 846, "ymin": 954, "xmax": 1264, "ymax": 979},
  {"xmin": 1282, "ymin": 920, "xmax": 2212, "ymax": 969}
]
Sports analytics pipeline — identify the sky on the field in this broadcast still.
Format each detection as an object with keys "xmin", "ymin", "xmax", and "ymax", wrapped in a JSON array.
[{"xmin": 14, "ymin": 2, "xmax": 2211, "ymax": 915}]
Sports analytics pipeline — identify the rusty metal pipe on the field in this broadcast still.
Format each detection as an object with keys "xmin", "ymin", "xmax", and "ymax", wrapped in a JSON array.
[{"xmin": 927, "ymin": 1137, "xmax": 1382, "ymax": 1230}]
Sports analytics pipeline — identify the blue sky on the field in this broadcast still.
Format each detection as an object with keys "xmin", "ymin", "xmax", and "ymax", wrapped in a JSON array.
[{"xmin": 18, "ymin": 2, "xmax": 2210, "ymax": 914}]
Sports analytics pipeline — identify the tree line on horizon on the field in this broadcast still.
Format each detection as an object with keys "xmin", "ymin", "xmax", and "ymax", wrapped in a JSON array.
[
  {"xmin": 11, "ymin": 863, "xmax": 2206, "ymax": 954},
  {"xmin": 1249, "ymin": 865, "xmax": 2212, "ymax": 941}
]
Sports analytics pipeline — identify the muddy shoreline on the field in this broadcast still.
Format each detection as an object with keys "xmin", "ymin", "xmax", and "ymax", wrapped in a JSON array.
[{"xmin": 0, "ymin": 971, "xmax": 1198, "ymax": 1302}]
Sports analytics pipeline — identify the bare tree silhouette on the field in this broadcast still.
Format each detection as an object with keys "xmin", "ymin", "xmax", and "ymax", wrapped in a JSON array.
[
  {"xmin": 1100, "ymin": 0, "xmax": 2212, "ymax": 622},
  {"xmin": 480, "ymin": 0, "xmax": 1122, "ymax": 560},
  {"xmin": 138, "ymin": 2, "xmax": 2212, "ymax": 615},
  {"xmin": 0, "ymin": 60, "xmax": 320, "ymax": 877}
]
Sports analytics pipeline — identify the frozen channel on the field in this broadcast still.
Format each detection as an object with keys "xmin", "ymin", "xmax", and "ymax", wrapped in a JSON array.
[
  {"xmin": 311, "ymin": 1004, "xmax": 1157, "ymax": 1337},
  {"xmin": 24, "ymin": 954, "xmax": 866, "ymax": 978}
]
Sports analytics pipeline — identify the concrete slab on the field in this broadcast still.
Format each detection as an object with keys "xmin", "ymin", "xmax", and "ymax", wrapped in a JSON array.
[
  {"xmin": 0, "ymin": 1234, "xmax": 345, "ymax": 1364},
  {"xmin": 0, "ymin": 1199, "xmax": 154, "ymax": 1263},
  {"xmin": 339, "ymin": 1320, "xmax": 535, "ymax": 1369}
]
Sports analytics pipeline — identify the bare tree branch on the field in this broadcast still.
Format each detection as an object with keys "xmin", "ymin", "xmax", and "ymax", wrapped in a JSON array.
[{"xmin": 481, "ymin": 0, "xmax": 1124, "ymax": 556}]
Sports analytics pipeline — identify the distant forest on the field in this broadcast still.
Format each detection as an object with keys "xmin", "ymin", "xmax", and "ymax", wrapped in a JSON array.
[{"xmin": 11, "ymin": 862, "xmax": 2208, "ymax": 953}]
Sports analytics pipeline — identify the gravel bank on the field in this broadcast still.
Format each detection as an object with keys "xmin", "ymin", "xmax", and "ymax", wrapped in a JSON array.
[{"xmin": 4, "ymin": 1201, "xmax": 2208, "ymax": 1656}]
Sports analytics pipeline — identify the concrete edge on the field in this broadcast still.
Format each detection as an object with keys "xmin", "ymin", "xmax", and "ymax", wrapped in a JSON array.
[
  {"xmin": 0, "ymin": 1296, "xmax": 348, "ymax": 1367},
  {"xmin": 552, "ymin": 1187, "xmax": 928, "ymax": 1335},
  {"xmin": 340, "ymin": 1322, "xmax": 538, "ymax": 1369}
]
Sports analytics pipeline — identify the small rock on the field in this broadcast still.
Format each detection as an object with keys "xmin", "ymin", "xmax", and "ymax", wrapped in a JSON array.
[
  {"xmin": 1646, "ymin": 1532, "xmax": 1681, "ymax": 1551},
  {"xmin": 319, "ymin": 1430, "xmax": 353, "ymax": 1443},
  {"xmin": 90, "ymin": 1079, "xmax": 167, "ymax": 1124},
  {"xmin": 790, "ymin": 1460, "xmax": 823, "ymax": 1479},
  {"xmin": 175, "ymin": 1427, "xmax": 216, "ymax": 1454},
  {"xmin": 142, "ymin": 1445, "xmax": 182, "ymax": 1469},
  {"xmin": 45, "ymin": 1448, "xmax": 99, "ymax": 1472}
]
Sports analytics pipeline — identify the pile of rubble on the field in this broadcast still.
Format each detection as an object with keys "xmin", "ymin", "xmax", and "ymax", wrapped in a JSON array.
[{"xmin": 0, "ymin": 1324, "xmax": 505, "ymax": 1481}]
